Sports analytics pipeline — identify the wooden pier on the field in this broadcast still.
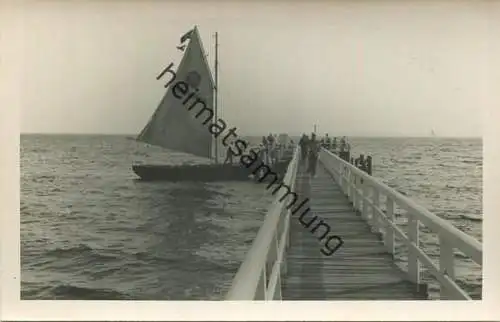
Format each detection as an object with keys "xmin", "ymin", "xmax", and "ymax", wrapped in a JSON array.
[
  {"xmin": 282, "ymin": 166, "xmax": 427, "ymax": 300},
  {"xmin": 225, "ymin": 146, "xmax": 482, "ymax": 301}
]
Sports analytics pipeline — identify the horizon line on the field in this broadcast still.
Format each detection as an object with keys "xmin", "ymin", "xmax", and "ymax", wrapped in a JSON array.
[{"xmin": 19, "ymin": 132, "xmax": 482, "ymax": 139}]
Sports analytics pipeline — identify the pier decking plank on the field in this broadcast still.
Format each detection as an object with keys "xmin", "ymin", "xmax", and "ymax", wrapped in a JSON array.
[{"xmin": 281, "ymin": 163, "xmax": 428, "ymax": 300}]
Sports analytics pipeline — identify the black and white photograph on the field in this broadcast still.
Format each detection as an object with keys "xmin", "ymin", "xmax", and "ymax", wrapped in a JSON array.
[{"xmin": 2, "ymin": 0, "xmax": 499, "ymax": 320}]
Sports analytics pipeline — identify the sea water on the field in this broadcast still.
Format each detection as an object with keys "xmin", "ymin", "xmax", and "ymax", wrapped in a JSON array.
[{"xmin": 20, "ymin": 135, "xmax": 482, "ymax": 300}]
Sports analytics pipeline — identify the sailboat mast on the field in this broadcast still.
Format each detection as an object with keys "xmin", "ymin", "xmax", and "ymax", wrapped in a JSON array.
[{"xmin": 214, "ymin": 32, "xmax": 219, "ymax": 164}]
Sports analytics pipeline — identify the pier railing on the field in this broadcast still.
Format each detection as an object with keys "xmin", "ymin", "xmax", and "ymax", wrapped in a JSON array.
[
  {"xmin": 225, "ymin": 146, "xmax": 301, "ymax": 300},
  {"xmin": 319, "ymin": 148, "xmax": 482, "ymax": 300}
]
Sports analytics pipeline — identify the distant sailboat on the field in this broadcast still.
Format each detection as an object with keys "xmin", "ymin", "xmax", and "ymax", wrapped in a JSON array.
[
  {"xmin": 132, "ymin": 26, "xmax": 291, "ymax": 181},
  {"xmin": 431, "ymin": 129, "xmax": 436, "ymax": 137}
]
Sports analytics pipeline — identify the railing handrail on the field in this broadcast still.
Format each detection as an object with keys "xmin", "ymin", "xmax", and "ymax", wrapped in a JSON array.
[
  {"xmin": 321, "ymin": 148, "xmax": 482, "ymax": 266},
  {"xmin": 225, "ymin": 146, "xmax": 301, "ymax": 300}
]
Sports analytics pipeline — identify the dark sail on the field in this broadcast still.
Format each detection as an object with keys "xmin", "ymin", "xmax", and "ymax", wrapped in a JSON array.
[{"xmin": 137, "ymin": 26, "xmax": 215, "ymax": 159}]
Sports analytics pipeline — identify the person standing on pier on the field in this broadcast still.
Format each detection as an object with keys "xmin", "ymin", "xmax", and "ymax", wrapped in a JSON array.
[
  {"xmin": 269, "ymin": 134, "xmax": 276, "ymax": 165},
  {"xmin": 267, "ymin": 133, "xmax": 275, "ymax": 147},
  {"xmin": 356, "ymin": 154, "xmax": 367, "ymax": 172},
  {"xmin": 251, "ymin": 145, "xmax": 266, "ymax": 182},
  {"xmin": 339, "ymin": 136, "xmax": 345, "ymax": 152},
  {"xmin": 307, "ymin": 133, "xmax": 321, "ymax": 177},
  {"xmin": 274, "ymin": 134, "xmax": 280, "ymax": 164},
  {"xmin": 299, "ymin": 134, "xmax": 309, "ymax": 166},
  {"xmin": 261, "ymin": 136, "xmax": 268, "ymax": 156},
  {"xmin": 324, "ymin": 134, "xmax": 331, "ymax": 150},
  {"xmin": 261, "ymin": 136, "xmax": 269, "ymax": 165},
  {"xmin": 332, "ymin": 137, "xmax": 337, "ymax": 152},
  {"xmin": 223, "ymin": 144, "xmax": 235, "ymax": 164},
  {"xmin": 340, "ymin": 136, "xmax": 350, "ymax": 152},
  {"xmin": 270, "ymin": 141, "xmax": 278, "ymax": 166}
]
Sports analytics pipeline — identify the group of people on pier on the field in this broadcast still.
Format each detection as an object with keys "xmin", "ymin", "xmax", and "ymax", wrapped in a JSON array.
[
  {"xmin": 222, "ymin": 131, "xmax": 351, "ymax": 177},
  {"xmin": 256, "ymin": 134, "xmax": 282, "ymax": 166},
  {"xmin": 354, "ymin": 154, "xmax": 370, "ymax": 174},
  {"xmin": 298, "ymin": 134, "xmax": 351, "ymax": 177},
  {"xmin": 298, "ymin": 133, "xmax": 319, "ymax": 177},
  {"xmin": 318, "ymin": 135, "xmax": 351, "ymax": 153},
  {"xmin": 224, "ymin": 133, "xmax": 290, "ymax": 167}
]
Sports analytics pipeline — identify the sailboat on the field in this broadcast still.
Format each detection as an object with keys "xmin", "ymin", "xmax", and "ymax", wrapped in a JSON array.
[{"xmin": 132, "ymin": 26, "xmax": 292, "ymax": 181}]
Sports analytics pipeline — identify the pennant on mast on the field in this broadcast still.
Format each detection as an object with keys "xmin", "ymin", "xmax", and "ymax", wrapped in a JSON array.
[{"xmin": 180, "ymin": 29, "xmax": 194, "ymax": 44}]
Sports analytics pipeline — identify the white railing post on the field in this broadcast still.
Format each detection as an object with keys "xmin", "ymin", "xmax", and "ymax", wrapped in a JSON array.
[
  {"xmin": 439, "ymin": 235, "xmax": 456, "ymax": 299},
  {"xmin": 362, "ymin": 180, "xmax": 369, "ymax": 220},
  {"xmin": 255, "ymin": 270, "xmax": 266, "ymax": 300},
  {"xmin": 348, "ymin": 170, "xmax": 354, "ymax": 204},
  {"xmin": 354, "ymin": 175, "xmax": 360, "ymax": 212},
  {"xmin": 372, "ymin": 188, "xmax": 381, "ymax": 234},
  {"xmin": 339, "ymin": 164, "xmax": 346, "ymax": 193},
  {"xmin": 343, "ymin": 166, "xmax": 349, "ymax": 195},
  {"xmin": 349, "ymin": 169, "xmax": 354, "ymax": 203},
  {"xmin": 385, "ymin": 197, "xmax": 395, "ymax": 255},
  {"xmin": 342, "ymin": 165, "xmax": 347, "ymax": 194},
  {"xmin": 267, "ymin": 230, "xmax": 280, "ymax": 299},
  {"xmin": 337, "ymin": 162, "xmax": 342, "ymax": 191},
  {"xmin": 408, "ymin": 214, "xmax": 421, "ymax": 284},
  {"xmin": 352, "ymin": 172, "xmax": 360, "ymax": 211},
  {"xmin": 285, "ymin": 212, "xmax": 291, "ymax": 274}
]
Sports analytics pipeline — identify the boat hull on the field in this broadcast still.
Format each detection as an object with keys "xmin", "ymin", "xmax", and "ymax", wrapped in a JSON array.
[{"xmin": 132, "ymin": 160, "xmax": 291, "ymax": 182}]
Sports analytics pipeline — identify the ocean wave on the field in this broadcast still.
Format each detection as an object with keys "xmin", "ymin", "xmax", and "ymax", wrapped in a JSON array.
[
  {"xmin": 130, "ymin": 250, "xmax": 183, "ymax": 265},
  {"xmin": 393, "ymin": 160, "xmax": 417, "ymax": 165},
  {"xmin": 31, "ymin": 175, "xmax": 57, "ymax": 183},
  {"xmin": 193, "ymin": 258, "xmax": 240, "ymax": 274},
  {"xmin": 45, "ymin": 243, "xmax": 94, "ymax": 255},
  {"xmin": 458, "ymin": 214, "xmax": 482, "ymax": 222},
  {"xmin": 461, "ymin": 160, "xmax": 481, "ymax": 165},
  {"xmin": 48, "ymin": 284, "xmax": 132, "ymax": 300},
  {"xmin": 45, "ymin": 244, "xmax": 122, "ymax": 263}
]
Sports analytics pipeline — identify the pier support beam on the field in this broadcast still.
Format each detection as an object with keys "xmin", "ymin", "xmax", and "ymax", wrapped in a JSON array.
[
  {"xmin": 385, "ymin": 197, "xmax": 395, "ymax": 255},
  {"xmin": 408, "ymin": 215, "xmax": 421, "ymax": 284},
  {"xmin": 371, "ymin": 187, "xmax": 381, "ymax": 236},
  {"xmin": 439, "ymin": 236, "xmax": 456, "ymax": 299}
]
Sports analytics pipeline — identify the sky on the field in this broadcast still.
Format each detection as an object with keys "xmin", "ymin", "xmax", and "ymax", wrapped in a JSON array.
[{"xmin": 15, "ymin": 0, "xmax": 490, "ymax": 137}]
